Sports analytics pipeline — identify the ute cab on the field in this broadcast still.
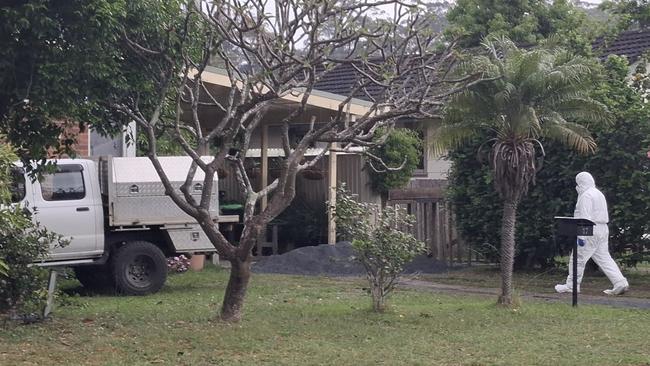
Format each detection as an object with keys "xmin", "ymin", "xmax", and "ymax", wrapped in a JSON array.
[{"xmin": 15, "ymin": 160, "xmax": 105, "ymax": 261}]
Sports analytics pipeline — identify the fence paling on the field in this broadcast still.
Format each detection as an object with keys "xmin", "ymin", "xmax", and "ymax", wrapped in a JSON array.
[{"xmin": 388, "ymin": 199, "xmax": 470, "ymax": 266}]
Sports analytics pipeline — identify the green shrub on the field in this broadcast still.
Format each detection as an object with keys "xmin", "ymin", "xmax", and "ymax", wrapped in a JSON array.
[
  {"xmin": 366, "ymin": 128, "xmax": 422, "ymax": 196},
  {"xmin": 0, "ymin": 143, "xmax": 65, "ymax": 320},
  {"xmin": 334, "ymin": 186, "xmax": 425, "ymax": 312}
]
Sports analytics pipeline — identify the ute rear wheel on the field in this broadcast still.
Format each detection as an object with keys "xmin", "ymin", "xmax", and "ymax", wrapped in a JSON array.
[{"xmin": 112, "ymin": 241, "xmax": 167, "ymax": 295}]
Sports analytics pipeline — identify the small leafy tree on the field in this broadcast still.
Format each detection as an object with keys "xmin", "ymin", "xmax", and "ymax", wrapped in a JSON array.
[
  {"xmin": 0, "ymin": 143, "xmax": 65, "ymax": 320},
  {"xmin": 366, "ymin": 128, "xmax": 423, "ymax": 200},
  {"xmin": 334, "ymin": 186, "xmax": 425, "ymax": 312}
]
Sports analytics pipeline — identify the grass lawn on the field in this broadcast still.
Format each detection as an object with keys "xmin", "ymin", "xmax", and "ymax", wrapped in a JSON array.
[
  {"xmin": 420, "ymin": 262, "xmax": 650, "ymax": 299},
  {"xmin": 1, "ymin": 266, "xmax": 650, "ymax": 366}
]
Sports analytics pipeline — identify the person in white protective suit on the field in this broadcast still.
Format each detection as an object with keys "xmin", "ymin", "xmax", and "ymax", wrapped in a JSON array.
[{"xmin": 554, "ymin": 172, "xmax": 630, "ymax": 295}]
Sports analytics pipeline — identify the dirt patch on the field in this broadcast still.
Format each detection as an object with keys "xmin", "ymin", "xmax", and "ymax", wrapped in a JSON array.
[{"xmin": 252, "ymin": 242, "xmax": 448, "ymax": 276}]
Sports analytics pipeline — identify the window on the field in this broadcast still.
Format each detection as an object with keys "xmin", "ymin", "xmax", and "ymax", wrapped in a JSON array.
[
  {"xmin": 41, "ymin": 165, "xmax": 86, "ymax": 201},
  {"xmin": 9, "ymin": 167, "xmax": 26, "ymax": 203}
]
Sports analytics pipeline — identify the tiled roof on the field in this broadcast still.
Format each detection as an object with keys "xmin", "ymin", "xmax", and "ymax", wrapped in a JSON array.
[
  {"xmin": 313, "ymin": 29, "xmax": 650, "ymax": 97},
  {"xmin": 313, "ymin": 56, "xmax": 445, "ymax": 101},
  {"xmin": 593, "ymin": 28, "xmax": 650, "ymax": 62},
  {"xmin": 314, "ymin": 63, "xmax": 386, "ymax": 102}
]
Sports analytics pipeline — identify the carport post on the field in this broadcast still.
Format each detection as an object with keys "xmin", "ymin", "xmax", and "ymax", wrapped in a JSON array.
[
  {"xmin": 256, "ymin": 124, "xmax": 269, "ymax": 257},
  {"xmin": 261, "ymin": 124, "xmax": 269, "ymax": 211},
  {"xmin": 327, "ymin": 142, "xmax": 338, "ymax": 244}
]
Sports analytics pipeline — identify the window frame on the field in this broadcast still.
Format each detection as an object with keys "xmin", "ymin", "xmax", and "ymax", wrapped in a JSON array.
[{"xmin": 40, "ymin": 164, "xmax": 87, "ymax": 202}]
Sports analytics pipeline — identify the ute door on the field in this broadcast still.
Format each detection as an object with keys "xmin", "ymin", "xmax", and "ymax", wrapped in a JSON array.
[{"xmin": 31, "ymin": 163, "xmax": 102, "ymax": 261}]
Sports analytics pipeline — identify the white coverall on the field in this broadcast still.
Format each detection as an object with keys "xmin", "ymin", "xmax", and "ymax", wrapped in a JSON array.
[{"xmin": 556, "ymin": 172, "xmax": 629, "ymax": 294}]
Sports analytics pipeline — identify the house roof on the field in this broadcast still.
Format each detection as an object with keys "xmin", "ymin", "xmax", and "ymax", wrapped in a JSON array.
[
  {"xmin": 593, "ymin": 28, "xmax": 650, "ymax": 63},
  {"xmin": 313, "ymin": 30, "xmax": 650, "ymax": 98},
  {"xmin": 200, "ymin": 29, "xmax": 650, "ymax": 110},
  {"xmin": 313, "ymin": 63, "xmax": 386, "ymax": 102},
  {"xmin": 199, "ymin": 66, "xmax": 373, "ymax": 116}
]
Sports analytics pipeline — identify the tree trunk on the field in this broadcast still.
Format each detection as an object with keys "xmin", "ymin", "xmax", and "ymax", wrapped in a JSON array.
[
  {"xmin": 498, "ymin": 200, "xmax": 518, "ymax": 306},
  {"xmin": 220, "ymin": 256, "xmax": 252, "ymax": 322},
  {"xmin": 371, "ymin": 284, "xmax": 386, "ymax": 312}
]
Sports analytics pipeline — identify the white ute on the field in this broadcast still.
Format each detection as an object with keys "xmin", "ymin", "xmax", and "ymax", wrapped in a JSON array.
[{"xmin": 11, "ymin": 156, "xmax": 237, "ymax": 295}]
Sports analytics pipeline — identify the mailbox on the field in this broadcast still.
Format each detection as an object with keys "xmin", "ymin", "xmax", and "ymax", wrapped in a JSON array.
[
  {"xmin": 554, "ymin": 216, "xmax": 595, "ymax": 307},
  {"xmin": 555, "ymin": 217, "xmax": 595, "ymax": 237}
]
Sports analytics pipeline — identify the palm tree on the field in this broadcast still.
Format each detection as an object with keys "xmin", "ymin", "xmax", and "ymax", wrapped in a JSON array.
[{"xmin": 433, "ymin": 37, "xmax": 610, "ymax": 306}]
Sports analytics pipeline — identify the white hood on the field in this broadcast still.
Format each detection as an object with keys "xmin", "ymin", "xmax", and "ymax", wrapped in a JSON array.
[
  {"xmin": 573, "ymin": 171, "xmax": 609, "ymax": 224},
  {"xmin": 576, "ymin": 172, "xmax": 595, "ymax": 195}
]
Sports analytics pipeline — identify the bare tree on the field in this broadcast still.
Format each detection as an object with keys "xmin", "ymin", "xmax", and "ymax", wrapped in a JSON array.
[{"xmin": 112, "ymin": 0, "xmax": 478, "ymax": 322}]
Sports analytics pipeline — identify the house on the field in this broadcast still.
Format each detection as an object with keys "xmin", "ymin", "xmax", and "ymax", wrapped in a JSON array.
[
  {"xmin": 191, "ymin": 65, "xmax": 462, "ymax": 261},
  {"xmin": 69, "ymin": 28, "xmax": 650, "ymax": 262}
]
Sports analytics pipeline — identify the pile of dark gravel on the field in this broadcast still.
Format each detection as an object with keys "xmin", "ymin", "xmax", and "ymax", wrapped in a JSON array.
[{"xmin": 252, "ymin": 242, "xmax": 448, "ymax": 277}]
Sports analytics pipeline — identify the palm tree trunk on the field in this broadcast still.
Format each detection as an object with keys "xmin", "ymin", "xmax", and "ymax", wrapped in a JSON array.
[{"xmin": 498, "ymin": 200, "xmax": 518, "ymax": 306}]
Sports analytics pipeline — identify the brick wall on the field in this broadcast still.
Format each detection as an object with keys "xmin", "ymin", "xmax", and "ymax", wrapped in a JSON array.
[{"xmin": 50, "ymin": 121, "xmax": 90, "ymax": 158}]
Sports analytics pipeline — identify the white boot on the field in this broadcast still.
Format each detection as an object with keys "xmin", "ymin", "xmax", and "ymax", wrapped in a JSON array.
[
  {"xmin": 603, "ymin": 280, "xmax": 629, "ymax": 296},
  {"xmin": 555, "ymin": 284, "xmax": 580, "ymax": 293}
]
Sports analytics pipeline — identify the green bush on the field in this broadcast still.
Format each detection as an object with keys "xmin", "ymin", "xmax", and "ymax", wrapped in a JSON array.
[
  {"xmin": 447, "ymin": 55, "xmax": 650, "ymax": 268},
  {"xmin": 0, "ymin": 144, "xmax": 65, "ymax": 320},
  {"xmin": 366, "ymin": 128, "xmax": 422, "ymax": 196},
  {"xmin": 334, "ymin": 186, "xmax": 425, "ymax": 312}
]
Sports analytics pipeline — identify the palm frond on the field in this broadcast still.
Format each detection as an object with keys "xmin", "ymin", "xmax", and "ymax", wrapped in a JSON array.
[
  {"xmin": 540, "ymin": 115, "xmax": 597, "ymax": 154},
  {"xmin": 544, "ymin": 63, "xmax": 594, "ymax": 89},
  {"xmin": 550, "ymin": 97, "xmax": 612, "ymax": 125},
  {"xmin": 512, "ymin": 49, "xmax": 551, "ymax": 86},
  {"xmin": 453, "ymin": 55, "xmax": 499, "ymax": 78},
  {"xmin": 448, "ymin": 89, "xmax": 497, "ymax": 116},
  {"xmin": 494, "ymin": 82, "xmax": 518, "ymax": 109},
  {"xmin": 525, "ymin": 106, "xmax": 542, "ymax": 138},
  {"xmin": 534, "ymin": 89, "xmax": 588, "ymax": 108},
  {"xmin": 430, "ymin": 122, "xmax": 485, "ymax": 157},
  {"xmin": 434, "ymin": 35, "xmax": 607, "ymax": 160}
]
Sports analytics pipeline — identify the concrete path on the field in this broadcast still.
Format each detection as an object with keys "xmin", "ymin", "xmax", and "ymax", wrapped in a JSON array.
[{"xmin": 399, "ymin": 279, "xmax": 650, "ymax": 310}]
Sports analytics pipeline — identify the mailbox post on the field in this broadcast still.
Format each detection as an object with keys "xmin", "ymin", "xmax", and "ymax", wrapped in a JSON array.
[{"xmin": 554, "ymin": 217, "xmax": 595, "ymax": 307}]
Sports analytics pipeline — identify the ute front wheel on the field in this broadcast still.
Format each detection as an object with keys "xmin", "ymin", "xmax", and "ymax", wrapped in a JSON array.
[{"xmin": 112, "ymin": 241, "xmax": 167, "ymax": 295}]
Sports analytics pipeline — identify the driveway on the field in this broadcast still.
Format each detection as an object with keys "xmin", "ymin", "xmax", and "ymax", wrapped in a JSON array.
[{"xmin": 399, "ymin": 278, "xmax": 650, "ymax": 310}]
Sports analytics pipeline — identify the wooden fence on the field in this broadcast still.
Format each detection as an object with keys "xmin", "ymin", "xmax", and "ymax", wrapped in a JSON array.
[{"xmin": 388, "ymin": 199, "xmax": 472, "ymax": 266}]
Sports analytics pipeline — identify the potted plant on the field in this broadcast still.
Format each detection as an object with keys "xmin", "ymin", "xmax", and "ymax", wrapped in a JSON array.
[{"xmin": 300, "ymin": 166, "xmax": 326, "ymax": 180}]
